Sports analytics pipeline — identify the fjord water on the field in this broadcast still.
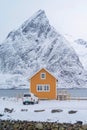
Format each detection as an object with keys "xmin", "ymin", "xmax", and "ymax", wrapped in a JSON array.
[
  {"xmin": 0, "ymin": 89, "xmax": 29, "ymax": 97},
  {"xmin": 0, "ymin": 88, "xmax": 87, "ymax": 97}
]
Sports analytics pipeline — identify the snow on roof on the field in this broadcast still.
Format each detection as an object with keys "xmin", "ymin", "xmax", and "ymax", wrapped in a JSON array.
[{"xmin": 29, "ymin": 68, "xmax": 58, "ymax": 81}]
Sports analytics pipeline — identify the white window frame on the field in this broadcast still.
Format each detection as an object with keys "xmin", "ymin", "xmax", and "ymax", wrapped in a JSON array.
[
  {"xmin": 40, "ymin": 73, "xmax": 46, "ymax": 79},
  {"xmin": 43, "ymin": 84, "xmax": 50, "ymax": 92},
  {"xmin": 37, "ymin": 84, "xmax": 50, "ymax": 92},
  {"xmin": 37, "ymin": 85, "xmax": 43, "ymax": 92}
]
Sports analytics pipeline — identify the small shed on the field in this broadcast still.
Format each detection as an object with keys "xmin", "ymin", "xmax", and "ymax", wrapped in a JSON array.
[
  {"xmin": 57, "ymin": 90, "xmax": 71, "ymax": 100},
  {"xmin": 29, "ymin": 68, "xmax": 58, "ymax": 100}
]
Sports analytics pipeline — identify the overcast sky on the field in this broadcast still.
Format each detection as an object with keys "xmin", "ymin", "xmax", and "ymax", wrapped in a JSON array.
[{"xmin": 0, "ymin": 0, "xmax": 87, "ymax": 42}]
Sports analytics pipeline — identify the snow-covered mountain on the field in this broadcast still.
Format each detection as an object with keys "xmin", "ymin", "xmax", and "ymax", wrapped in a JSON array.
[
  {"xmin": 75, "ymin": 39, "xmax": 87, "ymax": 47},
  {"xmin": 74, "ymin": 39, "xmax": 87, "ymax": 70},
  {"xmin": 0, "ymin": 10, "xmax": 87, "ymax": 89},
  {"xmin": 64, "ymin": 35, "xmax": 87, "ymax": 70}
]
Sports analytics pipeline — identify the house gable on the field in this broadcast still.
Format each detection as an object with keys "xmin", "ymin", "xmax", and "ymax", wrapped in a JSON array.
[
  {"xmin": 30, "ymin": 68, "xmax": 57, "ymax": 81},
  {"xmin": 30, "ymin": 68, "xmax": 58, "ymax": 99}
]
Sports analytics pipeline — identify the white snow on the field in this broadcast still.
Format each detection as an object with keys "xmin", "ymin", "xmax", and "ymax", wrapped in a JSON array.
[
  {"xmin": 0, "ymin": 10, "xmax": 87, "ymax": 89},
  {"xmin": 0, "ymin": 74, "xmax": 29, "ymax": 89},
  {"xmin": 64, "ymin": 34, "xmax": 87, "ymax": 70},
  {"xmin": 0, "ymin": 97, "xmax": 87, "ymax": 124}
]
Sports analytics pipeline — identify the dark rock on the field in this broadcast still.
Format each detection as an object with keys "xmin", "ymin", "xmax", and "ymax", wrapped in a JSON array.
[
  {"xmin": 0, "ymin": 114, "xmax": 4, "ymax": 117},
  {"xmin": 76, "ymin": 121, "xmax": 83, "ymax": 125},
  {"xmin": 0, "ymin": 120, "xmax": 86, "ymax": 130},
  {"xmin": 4, "ymin": 108, "xmax": 14, "ymax": 113},
  {"xmin": 51, "ymin": 109, "xmax": 63, "ymax": 113},
  {"xmin": 34, "ymin": 109, "xmax": 45, "ymax": 112},
  {"xmin": 68, "ymin": 110, "xmax": 77, "ymax": 114},
  {"xmin": 21, "ymin": 109, "xmax": 28, "ymax": 112}
]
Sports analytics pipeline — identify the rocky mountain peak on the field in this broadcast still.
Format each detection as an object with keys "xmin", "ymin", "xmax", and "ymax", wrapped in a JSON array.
[
  {"xmin": 0, "ymin": 10, "xmax": 87, "ymax": 89},
  {"xmin": 75, "ymin": 39, "xmax": 87, "ymax": 47},
  {"xmin": 6, "ymin": 9, "xmax": 50, "ymax": 42},
  {"xmin": 32, "ymin": 9, "xmax": 46, "ymax": 19},
  {"xmin": 21, "ymin": 9, "xmax": 49, "ymax": 35}
]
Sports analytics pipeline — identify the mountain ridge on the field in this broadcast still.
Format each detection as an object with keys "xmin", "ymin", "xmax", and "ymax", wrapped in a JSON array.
[
  {"xmin": 64, "ymin": 34, "xmax": 87, "ymax": 70},
  {"xmin": 0, "ymin": 10, "xmax": 87, "ymax": 89}
]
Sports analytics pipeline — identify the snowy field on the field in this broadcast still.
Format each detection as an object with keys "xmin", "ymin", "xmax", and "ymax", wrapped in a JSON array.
[{"xmin": 0, "ymin": 97, "xmax": 87, "ymax": 124}]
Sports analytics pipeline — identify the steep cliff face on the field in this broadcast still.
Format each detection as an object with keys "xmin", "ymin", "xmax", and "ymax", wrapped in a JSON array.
[
  {"xmin": 64, "ymin": 35, "xmax": 87, "ymax": 70},
  {"xmin": 74, "ymin": 39, "xmax": 87, "ymax": 70},
  {"xmin": 75, "ymin": 39, "xmax": 87, "ymax": 47},
  {"xmin": 0, "ymin": 10, "xmax": 87, "ymax": 88}
]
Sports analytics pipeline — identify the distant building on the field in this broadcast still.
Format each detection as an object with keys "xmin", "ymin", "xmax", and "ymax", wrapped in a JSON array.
[
  {"xmin": 29, "ymin": 68, "xmax": 58, "ymax": 99},
  {"xmin": 57, "ymin": 90, "xmax": 71, "ymax": 100}
]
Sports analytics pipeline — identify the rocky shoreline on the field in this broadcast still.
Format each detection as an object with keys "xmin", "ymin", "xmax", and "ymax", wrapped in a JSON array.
[{"xmin": 0, "ymin": 120, "xmax": 87, "ymax": 130}]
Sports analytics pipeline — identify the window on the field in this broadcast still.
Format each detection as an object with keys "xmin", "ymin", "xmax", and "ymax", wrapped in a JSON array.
[
  {"xmin": 37, "ymin": 84, "xmax": 50, "ymax": 92},
  {"xmin": 44, "ymin": 85, "xmax": 50, "ymax": 91},
  {"xmin": 41, "ymin": 73, "xmax": 46, "ymax": 79},
  {"xmin": 23, "ymin": 94, "xmax": 31, "ymax": 97},
  {"xmin": 37, "ymin": 85, "xmax": 43, "ymax": 92}
]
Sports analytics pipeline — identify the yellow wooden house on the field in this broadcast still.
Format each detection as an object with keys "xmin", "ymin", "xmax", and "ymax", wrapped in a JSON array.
[{"xmin": 29, "ymin": 68, "xmax": 58, "ymax": 99}]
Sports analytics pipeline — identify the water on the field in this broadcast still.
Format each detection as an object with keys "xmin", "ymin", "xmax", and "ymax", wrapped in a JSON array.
[
  {"xmin": 58, "ymin": 88, "xmax": 87, "ymax": 97},
  {"xmin": 0, "ymin": 88, "xmax": 87, "ymax": 97},
  {"xmin": 0, "ymin": 89, "xmax": 29, "ymax": 97}
]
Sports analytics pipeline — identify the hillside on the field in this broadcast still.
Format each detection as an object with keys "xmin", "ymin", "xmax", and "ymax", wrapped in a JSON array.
[{"xmin": 0, "ymin": 10, "xmax": 87, "ymax": 88}]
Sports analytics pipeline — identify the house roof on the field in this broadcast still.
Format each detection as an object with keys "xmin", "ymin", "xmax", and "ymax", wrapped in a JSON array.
[{"xmin": 29, "ymin": 68, "xmax": 58, "ymax": 81}]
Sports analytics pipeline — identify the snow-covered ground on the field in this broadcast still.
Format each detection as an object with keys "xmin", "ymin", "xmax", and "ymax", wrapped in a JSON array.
[{"xmin": 0, "ymin": 97, "xmax": 87, "ymax": 124}]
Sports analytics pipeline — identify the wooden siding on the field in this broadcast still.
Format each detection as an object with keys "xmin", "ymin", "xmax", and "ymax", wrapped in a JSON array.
[{"xmin": 30, "ymin": 68, "xmax": 57, "ymax": 99}]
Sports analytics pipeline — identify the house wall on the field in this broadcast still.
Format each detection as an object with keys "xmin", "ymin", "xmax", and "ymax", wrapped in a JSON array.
[{"xmin": 30, "ymin": 69, "xmax": 57, "ymax": 99}]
